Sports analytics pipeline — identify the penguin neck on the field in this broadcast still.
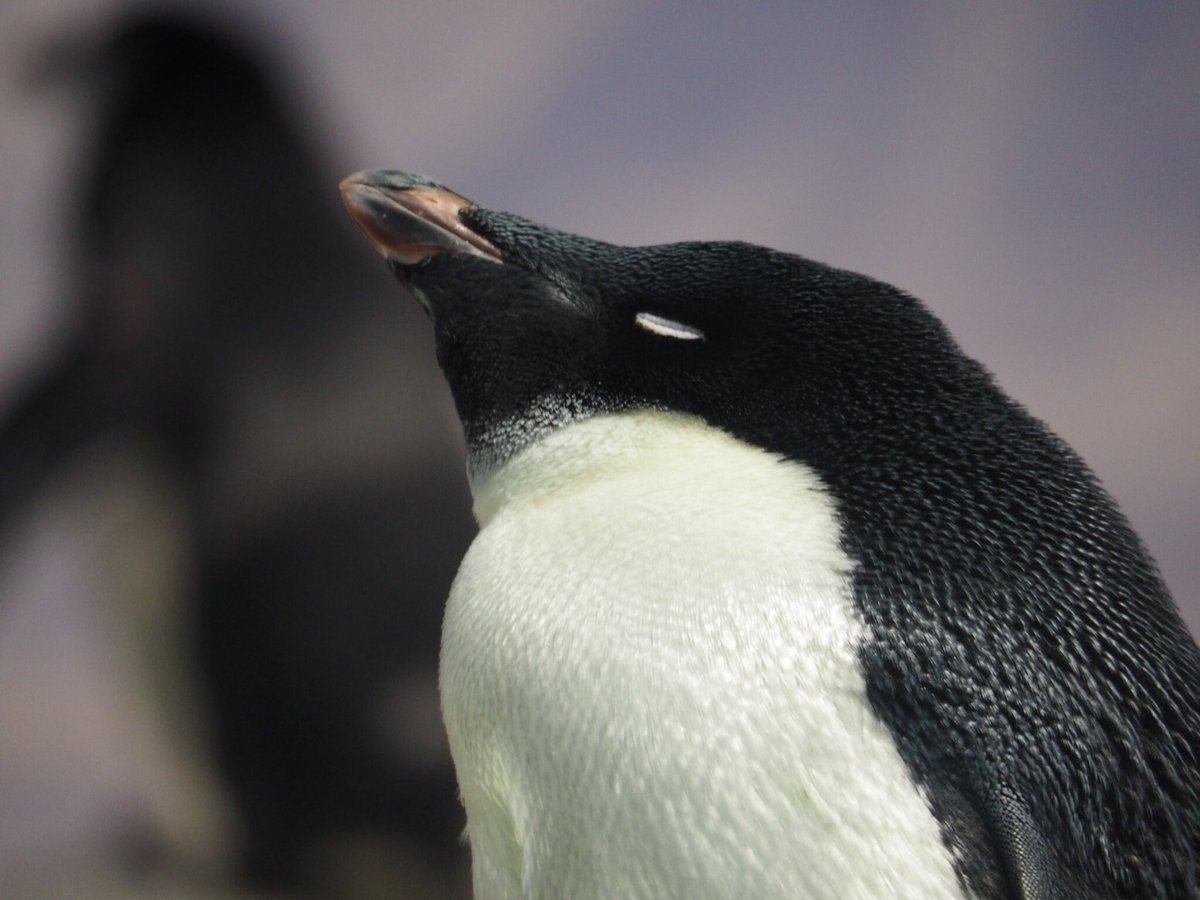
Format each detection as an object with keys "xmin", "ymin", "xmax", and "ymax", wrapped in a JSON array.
[{"xmin": 468, "ymin": 408, "xmax": 731, "ymax": 526}]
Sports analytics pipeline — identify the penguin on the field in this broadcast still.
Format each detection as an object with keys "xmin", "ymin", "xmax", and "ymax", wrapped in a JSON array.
[
  {"xmin": 340, "ymin": 170, "xmax": 1200, "ymax": 899},
  {"xmin": 1, "ymin": 17, "xmax": 472, "ymax": 895}
]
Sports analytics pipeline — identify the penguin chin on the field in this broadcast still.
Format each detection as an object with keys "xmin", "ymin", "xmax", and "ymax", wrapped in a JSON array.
[{"xmin": 387, "ymin": 259, "xmax": 436, "ymax": 320}]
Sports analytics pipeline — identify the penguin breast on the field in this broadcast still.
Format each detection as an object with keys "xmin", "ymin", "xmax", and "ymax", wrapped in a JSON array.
[{"xmin": 440, "ymin": 409, "xmax": 968, "ymax": 899}]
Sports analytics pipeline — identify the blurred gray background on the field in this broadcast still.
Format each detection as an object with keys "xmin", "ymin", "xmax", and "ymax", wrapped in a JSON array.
[{"xmin": 1, "ymin": 1, "xmax": 1196, "ymax": 897}]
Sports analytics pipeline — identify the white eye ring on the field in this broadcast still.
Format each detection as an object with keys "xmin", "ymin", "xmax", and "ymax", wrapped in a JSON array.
[{"xmin": 634, "ymin": 312, "xmax": 705, "ymax": 342}]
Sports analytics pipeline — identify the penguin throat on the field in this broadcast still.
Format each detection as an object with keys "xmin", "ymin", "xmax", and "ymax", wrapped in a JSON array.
[
  {"xmin": 464, "ymin": 393, "xmax": 665, "ymax": 505},
  {"xmin": 468, "ymin": 408, "xmax": 717, "ymax": 526}
]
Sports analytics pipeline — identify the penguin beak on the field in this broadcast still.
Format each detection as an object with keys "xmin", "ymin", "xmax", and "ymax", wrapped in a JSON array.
[{"xmin": 339, "ymin": 170, "xmax": 503, "ymax": 266}]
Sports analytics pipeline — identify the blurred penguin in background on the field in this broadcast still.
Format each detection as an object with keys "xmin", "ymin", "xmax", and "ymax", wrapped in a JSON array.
[{"xmin": 0, "ymin": 10, "xmax": 474, "ymax": 898}]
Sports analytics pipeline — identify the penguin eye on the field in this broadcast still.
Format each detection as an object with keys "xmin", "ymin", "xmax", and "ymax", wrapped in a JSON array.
[{"xmin": 634, "ymin": 312, "xmax": 705, "ymax": 342}]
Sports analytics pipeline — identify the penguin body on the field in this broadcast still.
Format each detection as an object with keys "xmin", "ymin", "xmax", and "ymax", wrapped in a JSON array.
[
  {"xmin": 341, "ymin": 171, "xmax": 1200, "ymax": 899},
  {"xmin": 445, "ymin": 410, "xmax": 964, "ymax": 899}
]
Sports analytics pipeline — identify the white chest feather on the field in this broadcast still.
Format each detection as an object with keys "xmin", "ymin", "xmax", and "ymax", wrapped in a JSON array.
[{"xmin": 441, "ymin": 411, "xmax": 965, "ymax": 900}]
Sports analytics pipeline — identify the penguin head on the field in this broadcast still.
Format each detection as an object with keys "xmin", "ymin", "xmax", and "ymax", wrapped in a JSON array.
[{"xmin": 340, "ymin": 171, "xmax": 989, "ymax": 477}]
